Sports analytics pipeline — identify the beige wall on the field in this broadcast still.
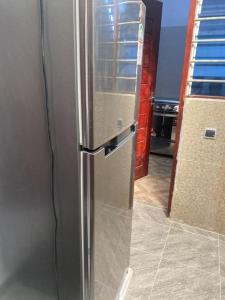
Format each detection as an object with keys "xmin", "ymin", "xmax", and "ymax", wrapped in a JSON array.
[{"xmin": 171, "ymin": 98, "xmax": 225, "ymax": 234}]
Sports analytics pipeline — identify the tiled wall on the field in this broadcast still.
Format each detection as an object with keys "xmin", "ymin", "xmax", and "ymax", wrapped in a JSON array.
[{"xmin": 171, "ymin": 98, "xmax": 225, "ymax": 235}]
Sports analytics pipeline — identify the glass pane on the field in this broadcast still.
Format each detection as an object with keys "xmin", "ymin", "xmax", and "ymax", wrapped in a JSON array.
[
  {"xmin": 197, "ymin": 20, "xmax": 225, "ymax": 40},
  {"xmin": 97, "ymin": 44, "xmax": 114, "ymax": 59},
  {"xmin": 199, "ymin": 0, "xmax": 225, "ymax": 17},
  {"xmin": 116, "ymin": 78, "xmax": 136, "ymax": 93},
  {"xmin": 117, "ymin": 62, "xmax": 136, "ymax": 77},
  {"xmin": 118, "ymin": 24, "xmax": 139, "ymax": 41},
  {"xmin": 96, "ymin": 6, "xmax": 115, "ymax": 25},
  {"xmin": 191, "ymin": 82, "xmax": 225, "ymax": 96},
  {"xmin": 97, "ymin": 25, "xmax": 115, "ymax": 42},
  {"xmin": 96, "ymin": 0, "xmax": 114, "ymax": 4},
  {"xmin": 96, "ymin": 77, "xmax": 114, "ymax": 92},
  {"xmin": 96, "ymin": 61, "xmax": 114, "ymax": 77},
  {"xmin": 118, "ymin": 3, "xmax": 140, "ymax": 22},
  {"xmin": 118, "ymin": 44, "xmax": 138, "ymax": 59},
  {"xmin": 195, "ymin": 43, "xmax": 225, "ymax": 60},
  {"xmin": 190, "ymin": 0, "xmax": 225, "ymax": 97},
  {"xmin": 193, "ymin": 63, "xmax": 225, "ymax": 80},
  {"xmin": 95, "ymin": 0, "xmax": 142, "ymax": 94}
]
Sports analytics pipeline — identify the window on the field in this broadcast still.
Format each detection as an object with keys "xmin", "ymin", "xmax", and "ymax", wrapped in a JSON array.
[
  {"xmin": 187, "ymin": 0, "xmax": 225, "ymax": 97},
  {"xmin": 95, "ymin": 0, "xmax": 145, "ymax": 94}
]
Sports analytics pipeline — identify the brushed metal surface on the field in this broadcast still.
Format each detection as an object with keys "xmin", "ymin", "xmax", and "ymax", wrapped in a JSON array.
[
  {"xmin": 80, "ymin": 0, "xmax": 143, "ymax": 150},
  {"xmin": 0, "ymin": 1, "xmax": 57, "ymax": 299},
  {"xmin": 79, "ymin": 0, "xmax": 93, "ymax": 149},
  {"xmin": 83, "ymin": 132, "xmax": 135, "ymax": 299},
  {"xmin": 93, "ymin": 93, "xmax": 136, "ymax": 149},
  {"xmin": 43, "ymin": 1, "xmax": 83, "ymax": 299}
]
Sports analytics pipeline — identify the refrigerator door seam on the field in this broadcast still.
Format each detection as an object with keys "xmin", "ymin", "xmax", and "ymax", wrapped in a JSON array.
[
  {"xmin": 73, "ymin": 0, "xmax": 83, "ymax": 146},
  {"xmin": 81, "ymin": 151, "xmax": 93, "ymax": 300},
  {"xmin": 79, "ymin": 0, "xmax": 94, "ymax": 149},
  {"xmin": 80, "ymin": 152, "xmax": 86, "ymax": 300}
]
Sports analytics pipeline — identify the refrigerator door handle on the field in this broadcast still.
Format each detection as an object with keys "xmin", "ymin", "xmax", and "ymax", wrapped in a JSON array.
[{"xmin": 104, "ymin": 125, "xmax": 136, "ymax": 156}]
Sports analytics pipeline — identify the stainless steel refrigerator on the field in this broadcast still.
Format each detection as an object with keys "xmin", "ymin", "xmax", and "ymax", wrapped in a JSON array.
[{"xmin": 0, "ymin": 1, "xmax": 145, "ymax": 299}]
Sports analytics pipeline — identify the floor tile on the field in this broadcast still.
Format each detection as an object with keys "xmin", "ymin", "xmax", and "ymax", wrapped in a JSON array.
[
  {"xmin": 133, "ymin": 201, "xmax": 170, "ymax": 226},
  {"xmin": 134, "ymin": 155, "xmax": 172, "ymax": 209},
  {"xmin": 131, "ymin": 214, "xmax": 170, "ymax": 254},
  {"xmin": 132, "ymin": 173, "xmax": 221, "ymax": 300},
  {"xmin": 221, "ymin": 277, "xmax": 225, "ymax": 300},
  {"xmin": 130, "ymin": 247, "xmax": 161, "ymax": 272},
  {"xmin": 219, "ymin": 237, "xmax": 225, "ymax": 277},
  {"xmin": 160, "ymin": 228, "xmax": 219, "ymax": 275},
  {"xmin": 150, "ymin": 265, "xmax": 220, "ymax": 300},
  {"xmin": 220, "ymin": 234, "xmax": 225, "ymax": 242},
  {"xmin": 172, "ymin": 222, "xmax": 218, "ymax": 241},
  {"xmin": 95, "ymin": 281, "xmax": 116, "ymax": 300},
  {"xmin": 95, "ymin": 281, "xmax": 102, "ymax": 299},
  {"xmin": 125, "ymin": 268, "xmax": 155, "ymax": 300}
]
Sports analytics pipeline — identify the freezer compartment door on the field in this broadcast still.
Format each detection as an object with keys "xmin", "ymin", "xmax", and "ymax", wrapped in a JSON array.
[
  {"xmin": 92, "ymin": 92, "xmax": 136, "ymax": 151},
  {"xmin": 79, "ymin": 0, "xmax": 146, "ymax": 150},
  {"xmin": 82, "ymin": 130, "xmax": 135, "ymax": 299}
]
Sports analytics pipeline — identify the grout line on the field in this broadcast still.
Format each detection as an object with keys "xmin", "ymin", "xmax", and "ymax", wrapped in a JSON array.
[
  {"xmin": 170, "ymin": 217, "xmax": 220, "ymax": 235},
  {"xmin": 135, "ymin": 200, "xmax": 220, "ymax": 241},
  {"xmin": 134, "ymin": 200, "xmax": 166, "ymax": 211},
  {"xmin": 134, "ymin": 201, "xmax": 169, "ymax": 217},
  {"xmin": 218, "ymin": 236, "xmax": 222, "ymax": 300},
  {"xmin": 149, "ymin": 224, "xmax": 172, "ymax": 299},
  {"xmin": 171, "ymin": 221, "xmax": 219, "ymax": 241},
  {"xmin": 134, "ymin": 199, "xmax": 167, "ymax": 210}
]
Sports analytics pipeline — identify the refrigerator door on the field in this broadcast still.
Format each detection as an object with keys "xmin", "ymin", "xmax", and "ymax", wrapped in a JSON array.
[
  {"xmin": 82, "ymin": 129, "xmax": 136, "ymax": 299},
  {"xmin": 0, "ymin": 1, "xmax": 58, "ymax": 299},
  {"xmin": 80, "ymin": 0, "xmax": 146, "ymax": 150}
]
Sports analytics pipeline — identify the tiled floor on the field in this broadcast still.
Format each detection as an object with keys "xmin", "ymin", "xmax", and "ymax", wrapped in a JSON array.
[
  {"xmin": 125, "ymin": 201, "xmax": 225, "ymax": 300},
  {"xmin": 134, "ymin": 155, "xmax": 172, "ymax": 209}
]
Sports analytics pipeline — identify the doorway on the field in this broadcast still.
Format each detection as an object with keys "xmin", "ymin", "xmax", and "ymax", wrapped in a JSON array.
[{"xmin": 134, "ymin": 0, "xmax": 191, "ymax": 210}]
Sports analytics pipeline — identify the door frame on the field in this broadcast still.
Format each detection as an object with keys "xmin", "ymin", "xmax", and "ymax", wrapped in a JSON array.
[
  {"xmin": 135, "ymin": 0, "xmax": 163, "ymax": 180},
  {"xmin": 168, "ymin": 0, "xmax": 198, "ymax": 213}
]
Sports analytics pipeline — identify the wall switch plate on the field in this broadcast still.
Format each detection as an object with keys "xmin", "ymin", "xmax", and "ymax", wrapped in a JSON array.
[{"xmin": 204, "ymin": 128, "xmax": 217, "ymax": 140}]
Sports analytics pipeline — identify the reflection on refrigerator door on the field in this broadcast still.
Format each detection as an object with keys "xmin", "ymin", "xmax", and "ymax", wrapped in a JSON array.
[
  {"xmin": 83, "ymin": 130, "xmax": 135, "ymax": 299},
  {"xmin": 81, "ymin": 0, "xmax": 146, "ymax": 299}
]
